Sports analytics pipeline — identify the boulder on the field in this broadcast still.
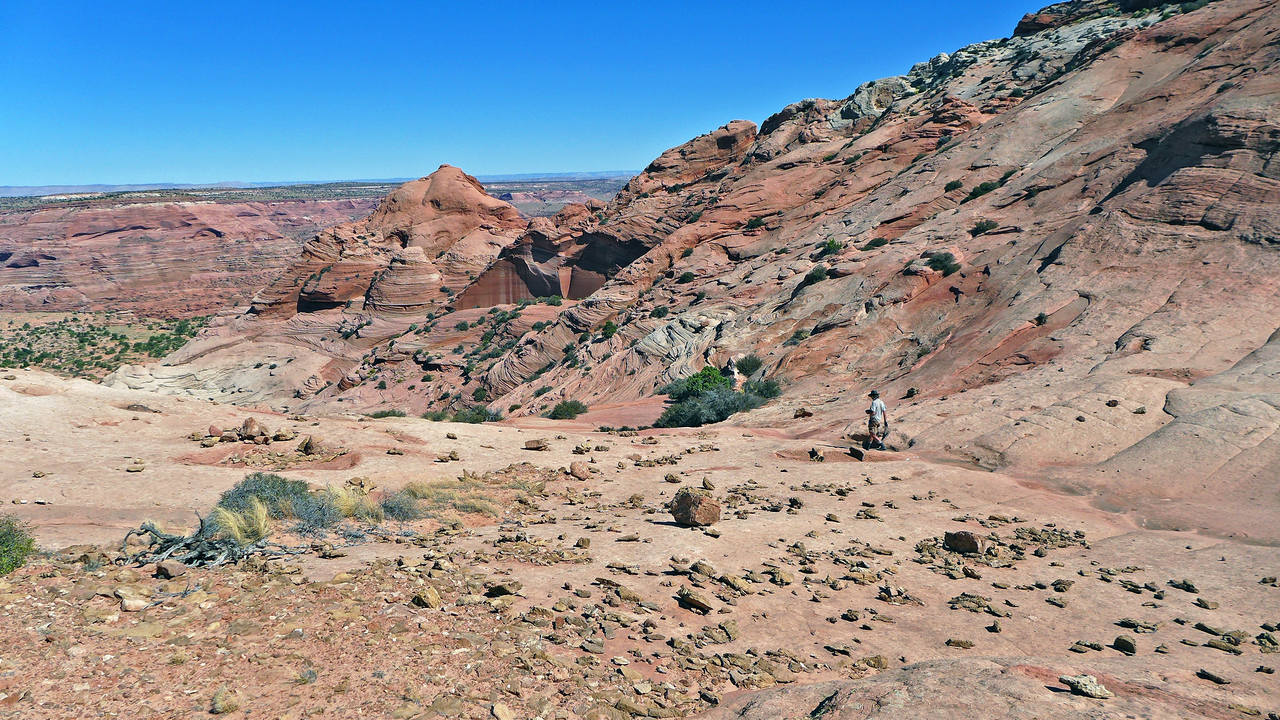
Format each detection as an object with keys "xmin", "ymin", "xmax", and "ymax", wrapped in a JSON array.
[
  {"xmin": 943, "ymin": 530, "xmax": 984, "ymax": 555},
  {"xmin": 671, "ymin": 487, "xmax": 720, "ymax": 527},
  {"xmin": 569, "ymin": 461, "xmax": 591, "ymax": 480}
]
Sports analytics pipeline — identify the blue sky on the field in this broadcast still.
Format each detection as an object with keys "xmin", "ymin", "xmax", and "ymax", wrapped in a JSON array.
[{"xmin": 0, "ymin": 2, "xmax": 1032, "ymax": 185}]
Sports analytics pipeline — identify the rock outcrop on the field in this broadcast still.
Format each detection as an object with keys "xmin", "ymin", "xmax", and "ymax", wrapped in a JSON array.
[{"xmin": 0, "ymin": 197, "xmax": 376, "ymax": 317}]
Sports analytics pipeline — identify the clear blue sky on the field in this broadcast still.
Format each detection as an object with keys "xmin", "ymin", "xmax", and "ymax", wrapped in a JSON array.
[{"xmin": 0, "ymin": 1, "xmax": 1033, "ymax": 185}]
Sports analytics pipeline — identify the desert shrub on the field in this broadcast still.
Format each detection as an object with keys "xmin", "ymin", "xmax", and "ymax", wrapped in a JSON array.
[
  {"xmin": 926, "ymin": 252, "xmax": 961, "ymax": 276},
  {"xmin": 649, "ymin": 306, "xmax": 669, "ymax": 319},
  {"xmin": 944, "ymin": 180, "xmax": 963, "ymax": 192},
  {"xmin": 364, "ymin": 409, "xmax": 405, "ymax": 419},
  {"xmin": 217, "ymin": 473, "xmax": 311, "ymax": 519},
  {"xmin": 655, "ymin": 389, "xmax": 765, "ymax": 428},
  {"xmin": 681, "ymin": 248, "xmax": 693, "ymax": 258},
  {"xmin": 694, "ymin": 291, "xmax": 707, "ymax": 303},
  {"xmin": 533, "ymin": 385, "xmax": 552, "ymax": 397},
  {"xmin": 1217, "ymin": 81, "xmax": 1235, "ymax": 93},
  {"xmin": 453, "ymin": 407, "xmax": 501, "ymax": 424},
  {"xmin": 454, "ymin": 321, "xmax": 469, "ymax": 331},
  {"xmin": 601, "ymin": 320, "xmax": 618, "ymax": 339},
  {"xmin": 969, "ymin": 219, "xmax": 999, "ymax": 236},
  {"xmin": 421, "ymin": 409, "xmax": 451, "ymax": 421},
  {"xmin": 379, "ymin": 490, "xmax": 426, "ymax": 521},
  {"xmin": 0, "ymin": 515, "xmax": 36, "ymax": 576},
  {"xmin": 817, "ymin": 238, "xmax": 845, "ymax": 257},
  {"xmin": 745, "ymin": 217, "xmax": 766, "ymax": 230},
  {"xmin": 677, "ymin": 272, "xmax": 696, "ymax": 283},
  {"xmin": 472, "ymin": 387, "xmax": 488, "ymax": 401},
  {"xmin": 288, "ymin": 493, "xmax": 343, "ymax": 534},
  {"xmin": 800, "ymin": 265, "xmax": 828, "ymax": 288},
  {"xmin": 1009, "ymin": 88, "xmax": 1025, "ymax": 97},
  {"xmin": 735, "ymin": 353, "xmax": 763, "ymax": 377},
  {"xmin": 546, "ymin": 295, "xmax": 563, "ymax": 306},
  {"xmin": 1035, "ymin": 312, "xmax": 1049, "ymax": 326},
  {"xmin": 742, "ymin": 379, "xmax": 782, "ymax": 399},
  {"xmin": 784, "ymin": 329, "xmax": 811, "ymax": 346},
  {"xmin": 860, "ymin": 237, "xmax": 889, "ymax": 251},
  {"xmin": 661, "ymin": 366, "xmax": 730, "ymax": 401},
  {"xmin": 963, "ymin": 181, "xmax": 1001, "ymax": 203},
  {"xmin": 547, "ymin": 400, "xmax": 589, "ymax": 419}
]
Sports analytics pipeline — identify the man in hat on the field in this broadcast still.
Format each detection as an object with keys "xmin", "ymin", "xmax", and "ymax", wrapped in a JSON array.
[{"xmin": 865, "ymin": 390, "xmax": 888, "ymax": 450}]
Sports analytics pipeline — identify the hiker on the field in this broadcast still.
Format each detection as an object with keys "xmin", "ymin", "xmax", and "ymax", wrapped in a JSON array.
[{"xmin": 865, "ymin": 390, "xmax": 888, "ymax": 450}]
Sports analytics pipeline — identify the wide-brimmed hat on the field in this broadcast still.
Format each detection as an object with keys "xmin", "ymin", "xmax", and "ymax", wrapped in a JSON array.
[{"xmin": 868, "ymin": 390, "xmax": 880, "ymax": 398}]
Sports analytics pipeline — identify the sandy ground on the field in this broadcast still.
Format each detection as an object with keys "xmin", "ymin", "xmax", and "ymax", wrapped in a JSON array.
[{"xmin": 1, "ymin": 369, "xmax": 1276, "ymax": 718}]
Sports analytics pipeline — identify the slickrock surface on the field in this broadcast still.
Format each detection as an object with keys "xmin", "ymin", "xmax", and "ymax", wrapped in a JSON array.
[
  {"xmin": 0, "ymin": 197, "xmax": 377, "ymax": 317},
  {"xmin": 2, "ymin": 368, "xmax": 1278, "ymax": 718}
]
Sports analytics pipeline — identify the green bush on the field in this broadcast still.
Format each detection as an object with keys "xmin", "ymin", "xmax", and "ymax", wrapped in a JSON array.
[
  {"xmin": 547, "ymin": 400, "xmax": 589, "ymax": 419},
  {"xmin": 800, "ymin": 265, "xmax": 828, "ymax": 288},
  {"xmin": 681, "ymin": 248, "xmax": 693, "ymax": 258},
  {"xmin": 0, "ymin": 515, "xmax": 35, "ymax": 576},
  {"xmin": 455, "ymin": 321, "xmax": 469, "ymax": 331},
  {"xmin": 533, "ymin": 385, "xmax": 552, "ymax": 397},
  {"xmin": 421, "ymin": 410, "xmax": 452, "ymax": 421},
  {"xmin": 364, "ymin": 409, "xmax": 405, "ymax": 419},
  {"xmin": 472, "ymin": 387, "xmax": 488, "ymax": 401},
  {"xmin": 860, "ymin": 237, "xmax": 889, "ymax": 251},
  {"xmin": 784, "ymin": 329, "xmax": 810, "ymax": 346},
  {"xmin": 1035, "ymin": 312, "xmax": 1049, "ymax": 326},
  {"xmin": 601, "ymin": 321, "xmax": 618, "ymax": 339},
  {"xmin": 963, "ymin": 181, "xmax": 1000, "ymax": 203},
  {"xmin": 745, "ymin": 217, "xmax": 766, "ymax": 230},
  {"xmin": 735, "ymin": 353, "xmax": 763, "ymax": 377},
  {"xmin": 969, "ymin": 219, "xmax": 998, "ymax": 236},
  {"xmin": 649, "ymin": 307, "xmax": 670, "ymax": 319},
  {"xmin": 926, "ymin": 252, "xmax": 961, "ymax": 276},
  {"xmin": 661, "ymin": 366, "xmax": 730, "ymax": 401},
  {"xmin": 677, "ymin": 272, "xmax": 696, "ymax": 283},
  {"xmin": 1009, "ymin": 88, "xmax": 1025, "ymax": 97},
  {"xmin": 742, "ymin": 379, "xmax": 781, "ymax": 399},
  {"xmin": 452, "ymin": 407, "xmax": 501, "ymax": 424},
  {"xmin": 944, "ymin": 180, "xmax": 963, "ymax": 192},
  {"xmin": 817, "ymin": 238, "xmax": 844, "ymax": 257}
]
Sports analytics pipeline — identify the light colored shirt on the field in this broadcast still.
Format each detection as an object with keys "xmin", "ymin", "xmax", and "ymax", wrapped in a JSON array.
[{"xmin": 870, "ymin": 398, "xmax": 887, "ymax": 423}]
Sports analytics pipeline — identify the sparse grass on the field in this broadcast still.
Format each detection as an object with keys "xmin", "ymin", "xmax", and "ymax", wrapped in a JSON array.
[
  {"xmin": 0, "ymin": 515, "xmax": 36, "ymax": 576},
  {"xmin": 364, "ymin": 409, "xmax": 405, "ymax": 419}
]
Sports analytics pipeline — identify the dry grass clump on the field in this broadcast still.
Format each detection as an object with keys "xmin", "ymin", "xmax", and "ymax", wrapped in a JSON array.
[{"xmin": 209, "ymin": 497, "xmax": 271, "ymax": 544}]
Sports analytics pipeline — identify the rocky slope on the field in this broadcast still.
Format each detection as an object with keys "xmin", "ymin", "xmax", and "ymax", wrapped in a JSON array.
[
  {"xmin": 109, "ymin": 0, "xmax": 1279, "ymax": 535},
  {"xmin": 0, "ymin": 197, "xmax": 378, "ymax": 317}
]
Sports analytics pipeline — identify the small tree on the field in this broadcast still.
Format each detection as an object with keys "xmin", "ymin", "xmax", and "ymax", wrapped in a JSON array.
[{"xmin": 547, "ymin": 400, "xmax": 589, "ymax": 419}]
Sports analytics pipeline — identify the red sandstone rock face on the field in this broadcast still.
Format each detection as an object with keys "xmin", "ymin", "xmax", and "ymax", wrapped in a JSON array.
[{"xmin": 0, "ymin": 198, "xmax": 376, "ymax": 317}]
